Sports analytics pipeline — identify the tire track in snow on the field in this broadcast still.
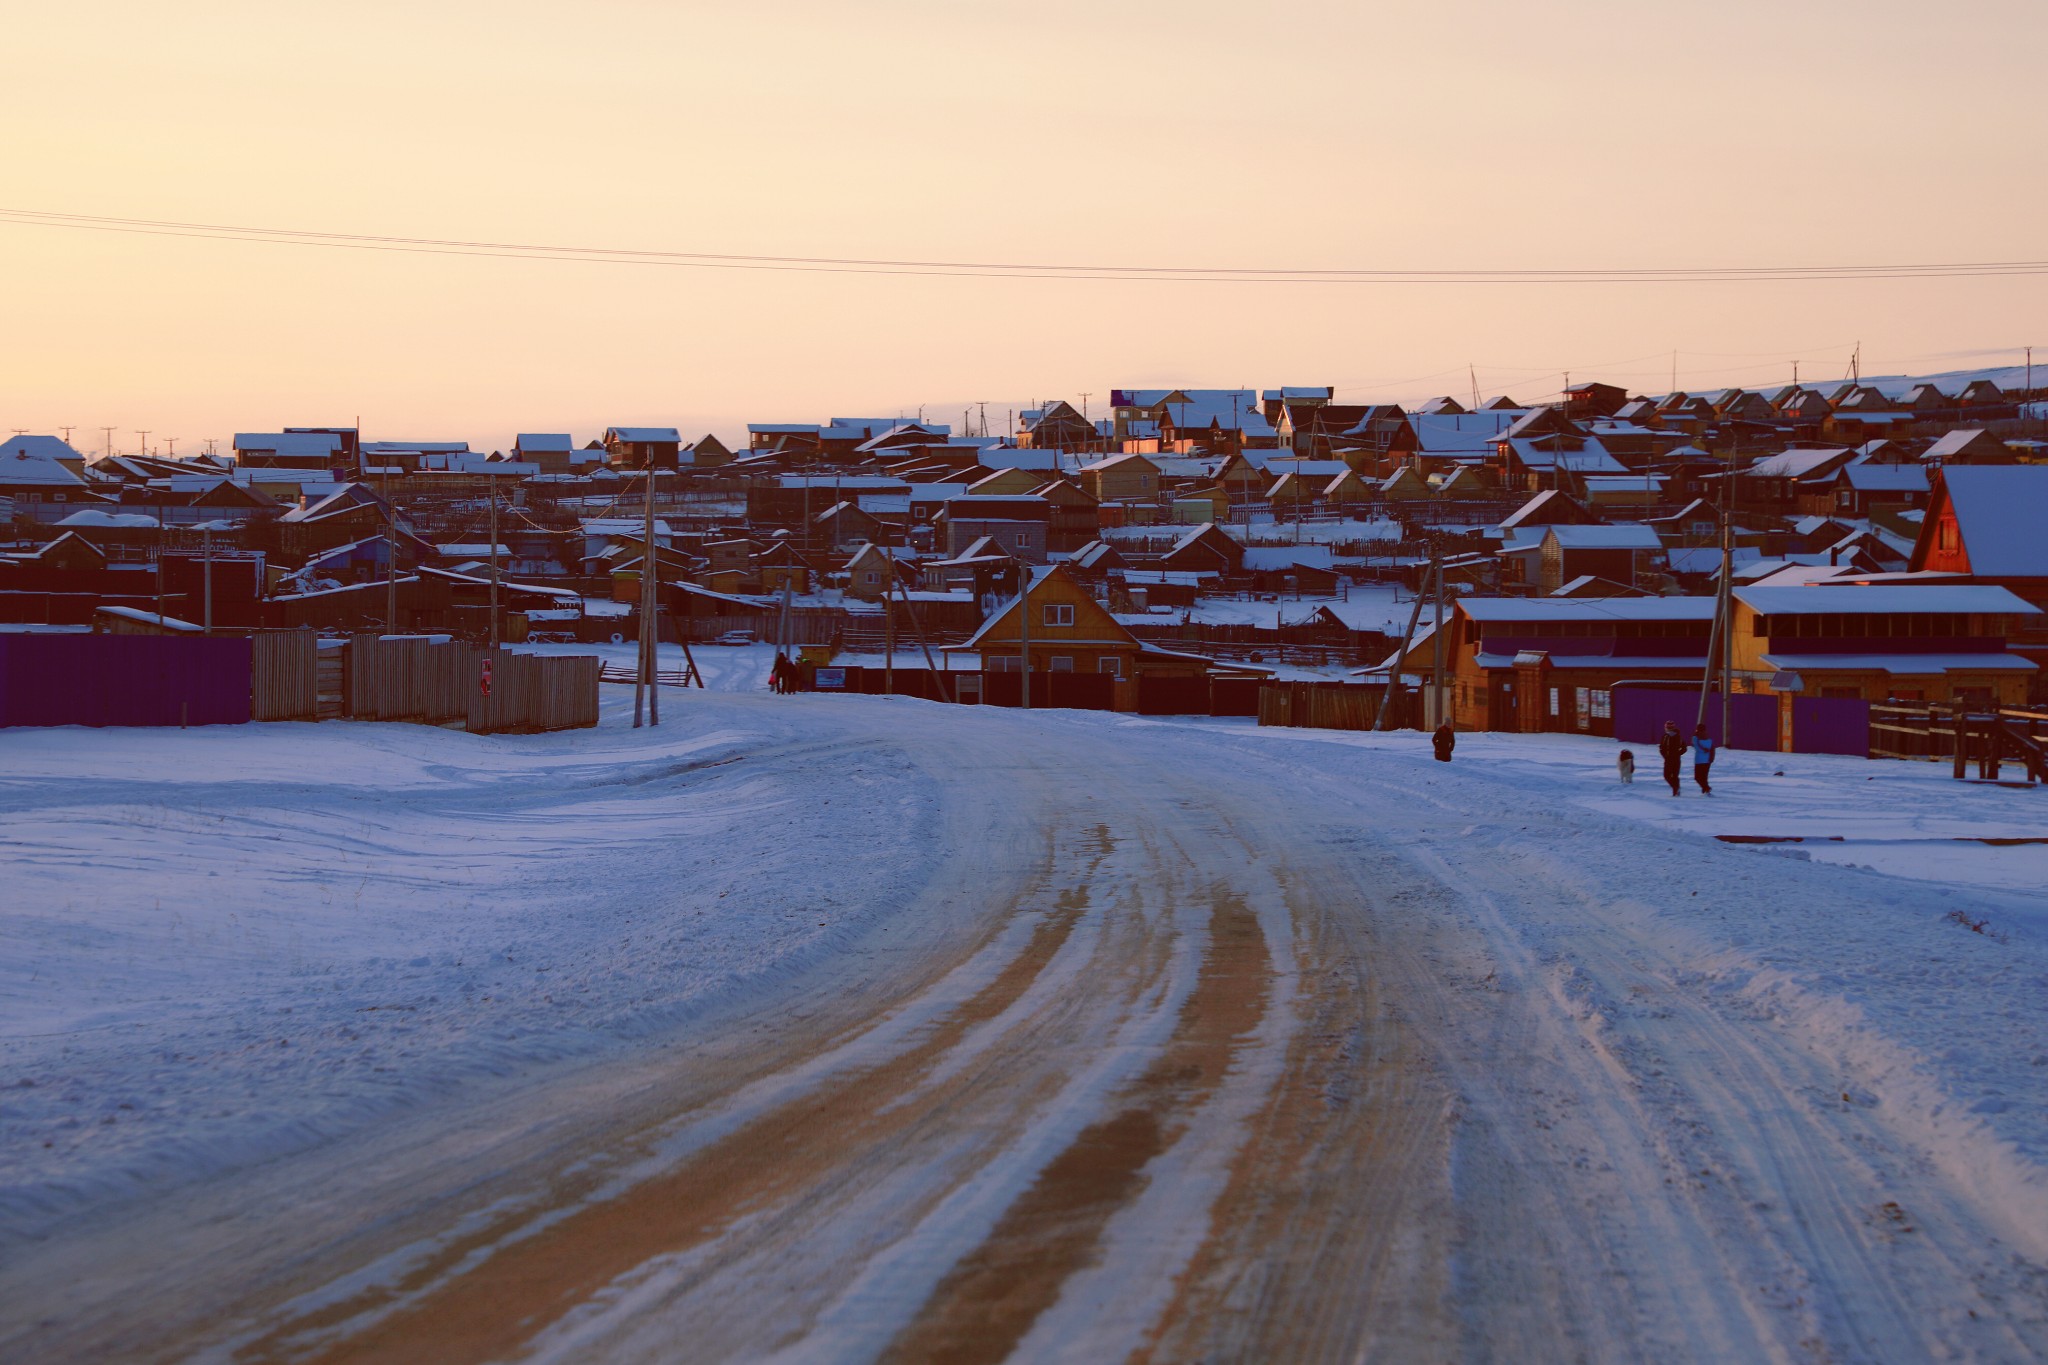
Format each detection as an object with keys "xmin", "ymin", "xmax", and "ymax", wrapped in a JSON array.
[
  {"xmin": 874, "ymin": 886, "xmax": 1271, "ymax": 1365},
  {"xmin": 249, "ymin": 865, "xmax": 1109, "ymax": 1364}
]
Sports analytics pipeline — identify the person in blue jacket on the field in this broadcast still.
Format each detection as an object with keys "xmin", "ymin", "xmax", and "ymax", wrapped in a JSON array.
[{"xmin": 1691, "ymin": 722, "xmax": 1717, "ymax": 795}]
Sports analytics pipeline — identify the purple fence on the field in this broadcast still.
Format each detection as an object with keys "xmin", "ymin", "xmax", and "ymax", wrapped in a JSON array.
[
  {"xmin": 0, "ymin": 635, "xmax": 253, "ymax": 728},
  {"xmin": 1614, "ymin": 687, "xmax": 1775, "ymax": 751},
  {"xmin": 1791, "ymin": 697, "xmax": 1870, "ymax": 756}
]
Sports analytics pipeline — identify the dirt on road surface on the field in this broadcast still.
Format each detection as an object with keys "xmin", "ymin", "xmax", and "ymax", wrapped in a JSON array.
[{"xmin": 5, "ymin": 698, "xmax": 2045, "ymax": 1363}]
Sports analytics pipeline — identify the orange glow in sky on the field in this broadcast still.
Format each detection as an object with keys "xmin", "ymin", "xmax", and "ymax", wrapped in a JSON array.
[{"xmin": 5, "ymin": 0, "xmax": 2044, "ymax": 454}]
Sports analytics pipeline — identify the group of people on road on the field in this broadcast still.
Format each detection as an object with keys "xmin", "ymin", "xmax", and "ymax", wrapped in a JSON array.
[{"xmin": 1431, "ymin": 717, "xmax": 1718, "ymax": 796}]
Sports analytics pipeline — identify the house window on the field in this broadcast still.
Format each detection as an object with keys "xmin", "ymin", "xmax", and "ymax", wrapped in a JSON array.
[
  {"xmin": 1043, "ymin": 604, "xmax": 1074, "ymax": 626},
  {"xmin": 1574, "ymin": 688, "xmax": 1592, "ymax": 730},
  {"xmin": 864, "ymin": 572, "xmax": 879, "ymax": 584},
  {"xmin": 1548, "ymin": 687, "xmax": 1561, "ymax": 716},
  {"xmin": 985, "ymin": 655, "xmax": 1021, "ymax": 673},
  {"xmin": 1590, "ymin": 689, "xmax": 1612, "ymax": 720},
  {"xmin": 1050, "ymin": 656, "xmax": 1074, "ymax": 672},
  {"xmin": 1098, "ymin": 656, "xmax": 1123, "ymax": 678}
]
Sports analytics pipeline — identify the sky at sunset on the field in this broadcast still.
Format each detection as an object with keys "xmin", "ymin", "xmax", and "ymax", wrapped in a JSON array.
[{"xmin": 5, "ymin": 0, "xmax": 2044, "ymax": 455}]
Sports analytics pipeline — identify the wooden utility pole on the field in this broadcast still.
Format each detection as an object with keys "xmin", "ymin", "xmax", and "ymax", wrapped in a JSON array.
[
  {"xmin": 201, "ymin": 525, "xmax": 213, "ymax": 634},
  {"xmin": 635, "ymin": 465, "xmax": 661, "ymax": 727},
  {"xmin": 1018, "ymin": 563, "xmax": 1032, "ymax": 711},
  {"xmin": 1379, "ymin": 552, "xmax": 1435, "ymax": 731},
  {"xmin": 882, "ymin": 554, "xmax": 896, "ymax": 696},
  {"xmin": 891, "ymin": 567, "xmax": 951, "ymax": 703},
  {"xmin": 1430, "ymin": 536, "xmax": 1446, "ymax": 727},
  {"xmin": 487, "ymin": 475, "xmax": 501, "ymax": 654}
]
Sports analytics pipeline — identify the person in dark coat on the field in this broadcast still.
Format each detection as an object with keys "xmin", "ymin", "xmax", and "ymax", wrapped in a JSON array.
[
  {"xmin": 1691, "ymin": 722, "xmax": 1717, "ymax": 795},
  {"xmin": 1432, "ymin": 722, "xmax": 1456, "ymax": 762},
  {"xmin": 1657, "ymin": 720, "xmax": 1686, "ymax": 796}
]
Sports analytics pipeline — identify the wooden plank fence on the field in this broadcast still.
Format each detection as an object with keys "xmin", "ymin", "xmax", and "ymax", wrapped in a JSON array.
[
  {"xmin": 251, "ymin": 629, "xmax": 318, "ymax": 721},
  {"xmin": 1870, "ymin": 703, "xmax": 2048, "ymax": 781},
  {"xmin": 468, "ymin": 649, "xmax": 600, "ymax": 734},
  {"xmin": 341, "ymin": 635, "xmax": 597, "ymax": 732},
  {"xmin": 1257, "ymin": 681, "xmax": 1382, "ymax": 731}
]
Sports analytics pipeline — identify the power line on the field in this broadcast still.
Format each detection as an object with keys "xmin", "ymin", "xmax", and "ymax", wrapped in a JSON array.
[{"xmin": 6, "ymin": 206, "xmax": 2048, "ymax": 285}]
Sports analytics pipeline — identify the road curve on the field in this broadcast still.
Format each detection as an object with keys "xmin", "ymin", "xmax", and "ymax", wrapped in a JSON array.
[{"xmin": 6, "ymin": 696, "xmax": 2044, "ymax": 1363}]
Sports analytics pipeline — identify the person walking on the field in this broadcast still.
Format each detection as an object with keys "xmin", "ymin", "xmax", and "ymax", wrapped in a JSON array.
[
  {"xmin": 1432, "ymin": 721, "xmax": 1456, "ymax": 763},
  {"xmin": 1691, "ymin": 722, "xmax": 1717, "ymax": 795},
  {"xmin": 1657, "ymin": 720, "xmax": 1686, "ymax": 796}
]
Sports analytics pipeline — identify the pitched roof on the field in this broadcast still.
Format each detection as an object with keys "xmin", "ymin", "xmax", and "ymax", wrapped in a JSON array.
[
  {"xmin": 1932, "ymin": 466, "xmax": 2048, "ymax": 576},
  {"xmin": 0, "ymin": 436, "xmax": 88, "ymax": 486},
  {"xmin": 1734, "ymin": 584, "xmax": 2039, "ymax": 615}
]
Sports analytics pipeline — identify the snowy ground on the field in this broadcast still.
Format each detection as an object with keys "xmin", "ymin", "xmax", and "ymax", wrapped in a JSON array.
[
  {"xmin": 4, "ymin": 694, "xmax": 2047, "ymax": 1360},
  {"xmin": 0, "ymin": 679, "xmax": 936, "ymax": 1246}
]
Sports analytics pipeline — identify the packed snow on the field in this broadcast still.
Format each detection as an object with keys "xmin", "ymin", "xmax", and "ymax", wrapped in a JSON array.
[{"xmin": 5, "ymin": 683, "xmax": 2047, "ymax": 1358}]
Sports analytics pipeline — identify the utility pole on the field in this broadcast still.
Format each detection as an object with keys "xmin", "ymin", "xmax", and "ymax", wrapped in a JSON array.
[
  {"xmin": 487, "ymin": 473, "xmax": 501, "ymax": 654},
  {"xmin": 1430, "ymin": 535, "xmax": 1446, "ymax": 728},
  {"xmin": 136, "ymin": 430, "xmax": 150, "ymax": 458},
  {"xmin": 59, "ymin": 425, "xmax": 75, "ymax": 446},
  {"xmin": 101, "ymin": 426, "xmax": 116, "ymax": 460},
  {"xmin": 1017, "ymin": 562, "xmax": 1032, "ymax": 711},
  {"xmin": 883, "ymin": 553, "xmax": 896, "ymax": 696},
  {"xmin": 165, "ymin": 437, "xmax": 178, "ymax": 458},
  {"xmin": 635, "ymin": 464, "xmax": 661, "ymax": 728}
]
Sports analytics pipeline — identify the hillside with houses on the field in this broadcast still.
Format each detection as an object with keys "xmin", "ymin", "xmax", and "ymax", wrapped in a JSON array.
[{"xmin": 5, "ymin": 371, "xmax": 2047, "ymax": 747}]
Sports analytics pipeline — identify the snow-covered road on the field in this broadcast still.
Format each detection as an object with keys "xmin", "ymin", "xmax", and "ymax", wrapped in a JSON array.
[{"xmin": 3, "ymin": 693, "xmax": 2045, "ymax": 1362}]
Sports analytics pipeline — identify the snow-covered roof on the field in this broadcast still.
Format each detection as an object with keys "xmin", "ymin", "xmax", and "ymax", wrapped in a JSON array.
[
  {"xmin": 1937, "ymin": 467, "xmax": 2048, "ymax": 576},
  {"xmin": 1759, "ymin": 652, "xmax": 2036, "ymax": 674},
  {"xmin": 1241, "ymin": 546, "xmax": 1336, "ymax": 571},
  {"xmin": 607, "ymin": 426, "xmax": 681, "ymax": 443},
  {"xmin": 515, "ymin": 433, "xmax": 575, "ymax": 452},
  {"xmin": 0, "ymin": 435, "xmax": 88, "ymax": 486},
  {"xmin": 1460, "ymin": 597, "xmax": 1717, "ymax": 623},
  {"xmin": 1839, "ymin": 461, "xmax": 1928, "ymax": 492},
  {"xmin": 1735, "ymin": 585, "xmax": 2040, "ymax": 615},
  {"xmin": 56, "ymin": 510, "xmax": 160, "ymax": 528},
  {"xmin": 235, "ymin": 432, "xmax": 342, "ymax": 456},
  {"xmin": 1746, "ymin": 448, "xmax": 1851, "ymax": 479},
  {"xmin": 1542, "ymin": 524, "xmax": 1663, "ymax": 550}
]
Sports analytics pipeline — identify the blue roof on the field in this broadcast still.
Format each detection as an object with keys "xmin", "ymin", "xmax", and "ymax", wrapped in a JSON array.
[{"xmin": 607, "ymin": 427, "xmax": 681, "ymax": 443}]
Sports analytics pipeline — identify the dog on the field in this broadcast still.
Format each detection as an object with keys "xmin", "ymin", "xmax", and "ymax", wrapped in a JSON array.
[{"xmin": 1617, "ymin": 749, "xmax": 1636, "ymax": 784}]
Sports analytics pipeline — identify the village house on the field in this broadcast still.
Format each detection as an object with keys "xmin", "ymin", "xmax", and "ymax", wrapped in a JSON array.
[
  {"xmin": 1922, "ymin": 429, "xmax": 2013, "ymax": 466},
  {"xmin": 1079, "ymin": 452, "xmax": 1161, "ymax": 504},
  {"xmin": 1385, "ymin": 596, "xmax": 1716, "ymax": 734},
  {"xmin": 942, "ymin": 564, "xmax": 1259, "ymax": 708},
  {"xmin": 603, "ymin": 426, "xmax": 684, "ymax": 469},
  {"xmin": 1730, "ymin": 584, "xmax": 2039, "ymax": 707},
  {"xmin": 1537, "ymin": 524, "xmax": 1665, "ymax": 593},
  {"xmin": 1910, "ymin": 465, "xmax": 2048, "ymax": 674},
  {"xmin": 0, "ymin": 436, "xmax": 96, "ymax": 511}
]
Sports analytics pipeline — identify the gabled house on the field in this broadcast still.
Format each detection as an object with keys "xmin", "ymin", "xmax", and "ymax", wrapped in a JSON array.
[
  {"xmin": 943, "ymin": 562, "xmax": 1251, "ymax": 694},
  {"xmin": 1017, "ymin": 401, "xmax": 1097, "ymax": 451},
  {"xmin": 842, "ymin": 542, "xmax": 916, "ymax": 601},
  {"xmin": 1079, "ymin": 453, "xmax": 1161, "ymax": 503},
  {"xmin": 603, "ymin": 426, "xmax": 684, "ymax": 469},
  {"xmin": 1159, "ymin": 522, "xmax": 1246, "ymax": 575},
  {"xmin": 1922, "ymin": 429, "xmax": 2012, "ymax": 466},
  {"xmin": 0, "ymin": 435, "xmax": 94, "ymax": 507},
  {"xmin": 687, "ymin": 433, "xmax": 736, "ymax": 468}
]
